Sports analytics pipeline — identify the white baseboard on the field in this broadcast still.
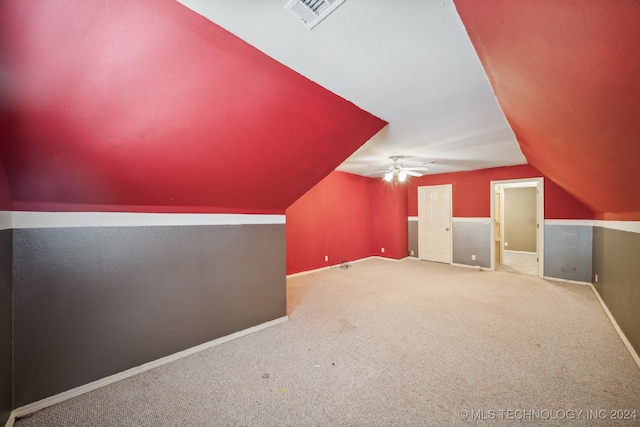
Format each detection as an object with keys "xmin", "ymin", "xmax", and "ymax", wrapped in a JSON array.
[
  {"xmin": 451, "ymin": 262, "xmax": 491, "ymax": 271},
  {"xmin": 286, "ymin": 257, "xmax": 371, "ymax": 278},
  {"xmin": 543, "ymin": 276, "xmax": 592, "ymax": 286},
  {"xmin": 589, "ymin": 285, "xmax": 640, "ymax": 370},
  {"xmin": 369, "ymin": 255, "xmax": 408, "ymax": 262},
  {"xmin": 504, "ymin": 250, "xmax": 537, "ymax": 255},
  {"xmin": 286, "ymin": 265, "xmax": 333, "ymax": 278},
  {"xmin": 286, "ymin": 256, "xmax": 410, "ymax": 278},
  {"xmin": 5, "ymin": 316, "xmax": 289, "ymax": 427}
]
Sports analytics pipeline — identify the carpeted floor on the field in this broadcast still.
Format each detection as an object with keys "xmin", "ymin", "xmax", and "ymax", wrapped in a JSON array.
[
  {"xmin": 15, "ymin": 258, "xmax": 640, "ymax": 426},
  {"xmin": 496, "ymin": 251, "xmax": 538, "ymax": 276}
]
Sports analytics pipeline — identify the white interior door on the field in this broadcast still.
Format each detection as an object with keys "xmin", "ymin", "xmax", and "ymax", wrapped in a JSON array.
[{"xmin": 418, "ymin": 185, "xmax": 452, "ymax": 263}]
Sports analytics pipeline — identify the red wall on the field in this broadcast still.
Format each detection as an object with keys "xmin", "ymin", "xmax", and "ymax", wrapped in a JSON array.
[
  {"xmin": 286, "ymin": 171, "xmax": 408, "ymax": 275},
  {"xmin": 407, "ymin": 164, "xmax": 593, "ymax": 219},
  {"xmin": 0, "ymin": 0, "xmax": 385, "ymax": 214},
  {"xmin": 286, "ymin": 171, "xmax": 373, "ymax": 274},
  {"xmin": 0, "ymin": 159, "xmax": 11, "ymax": 210},
  {"xmin": 371, "ymin": 181, "xmax": 408, "ymax": 259},
  {"xmin": 286, "ymin": 164, "xmax": 593, "ymax": 275}
]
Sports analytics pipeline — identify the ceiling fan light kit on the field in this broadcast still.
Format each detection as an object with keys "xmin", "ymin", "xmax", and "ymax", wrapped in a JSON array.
[
  {"xmin": 384, "ymin": 169, "xmax": 406, "ymax": 183},
  {"xmin": 379, "ymin": 156, "xmax": 430, "ymax": 184}
]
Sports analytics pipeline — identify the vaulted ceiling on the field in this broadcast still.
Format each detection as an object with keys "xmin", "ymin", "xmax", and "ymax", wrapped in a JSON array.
[
  {"xmin": 0, "ymin": 0, "xmax": 384, "ymax": 213},
  {"xmin": 1, "ymin": 0, "xmax": 638, "ymax": 216},
  {"xmin": 455, "ymin": 0, "xmax": 640, "ymax": 218}
]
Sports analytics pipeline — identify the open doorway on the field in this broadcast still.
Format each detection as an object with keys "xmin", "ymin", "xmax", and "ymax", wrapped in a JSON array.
[{"xmin": 491, "ymin": 178, "xmax": 544, "ymax": 277}]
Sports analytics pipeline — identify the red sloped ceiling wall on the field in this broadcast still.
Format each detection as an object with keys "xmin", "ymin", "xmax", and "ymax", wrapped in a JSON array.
[
  {"xmin": 454, "ymin": 0, "xmax": 640, "ymax": 220},
  {"xmin": 407, "ymin": 164, "xmax": 593, "ymax": 219},
  {"xmin": 286, "ymin": 171, "xmax": 407, "ymax": 275},
  {"xmin": 0, "ymin": 0, "xmax": 386, "ymax": 214}
]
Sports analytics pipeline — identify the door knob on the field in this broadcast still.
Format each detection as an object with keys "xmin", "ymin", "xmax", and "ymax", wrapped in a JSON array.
[{"xmin": 445, "ymin": 227, "xmax": 450, "ymax": 231}]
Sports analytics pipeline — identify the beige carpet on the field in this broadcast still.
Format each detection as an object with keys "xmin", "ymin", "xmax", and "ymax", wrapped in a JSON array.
[
  {"xmin": 497, "ymin": 251, "xmax": 538, "ymax": 276},
  {"xmin": 15, "ymin": 259, "xmax": 640, "ymax": 426}
]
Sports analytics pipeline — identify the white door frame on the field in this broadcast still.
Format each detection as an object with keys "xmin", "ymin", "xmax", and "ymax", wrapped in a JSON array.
[
  {"xmin": 490, "ymin": 178, "xmax": 544, "ymax": 277},
  {"xmin": 418, "ymin": 184, "xmax": 453, "ymax": 263}
]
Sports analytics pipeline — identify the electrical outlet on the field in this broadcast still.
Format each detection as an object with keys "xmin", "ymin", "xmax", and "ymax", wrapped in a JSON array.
[
  {"xmin": 325, "ymin": 255, "xmax": 328, "ymax": 262},
  {"xmin": 410, "ymin": 250, "xmax": 415, "ymax": 256},
  {"xmin": 504, "ymin": 242, "xmax": 508, "ymax": 247},
  {"xmin": 471, "ymin": 254, "xmax": 476, "ymax": 261},
  {"xmin": 381, "ymin": 248, "xmax": 385, "ymax": 253},
  {"xmin": 595, "ymin": 274, "xmax": 598, "ymax": 283}
]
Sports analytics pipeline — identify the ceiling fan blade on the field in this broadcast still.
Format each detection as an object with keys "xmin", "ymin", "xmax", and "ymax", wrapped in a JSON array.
[
  {"xmin": 404, "ymin": 170, "xmax": 423, "ymax": 177},
  {"xmin": 368, "ymin": 169, "xmax": 392, "ymax": 175},
  {"xmin": 404, "ymin": 167, "xmax": 430, "ymax": 171}
]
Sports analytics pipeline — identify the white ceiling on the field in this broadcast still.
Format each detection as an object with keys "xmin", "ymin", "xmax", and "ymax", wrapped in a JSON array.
[{"xmin": 177, "ymin": 0, "xmax": 526, "ymax": 177}]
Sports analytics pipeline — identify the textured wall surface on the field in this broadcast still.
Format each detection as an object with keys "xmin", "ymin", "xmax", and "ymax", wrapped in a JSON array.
[
  {"xmin": 0, "ymin": 158, "xmax": 12, "ymax": 424},
  {"xmin": 286, "ymin": 171, "xmax": 408, "ymax": 275},
  {"xmin": 0, "ymin": 230, "xmax": 12, "ymax": 424},
  {"xmin": 408, "ymin": 220, "xmax": 418, "ymax": 257},
  {"xmin": 286, "ymin": 171, "xmax": 374, "ymax": 274},
  {"xmin": 452, "ymin": 221, "xmax": 491, "ymax": 268},
  {"xmin": 544, "ymin": 225, "xmax": 592, "ymax": 282},
  {"xmin": 0, "ymin": 0, "xmax": 385, "ymax": 213},
  {"xmin": 455, "ymin": 0, "xmax": 640, "ymax": 218},
  {"xmin": 593, "ymin": 226, "xmax": 640, "ymax": 357},
  {"xmin": 371, "ymin": 182, "xmax": 408, "ymax": 260},
  {"xmin": 503, "ymin": 187, "xmax": 537, "ymax": 252},
  {"xmin": 13, "ymin": 224, "xmax": 285, "ymax": 406}
]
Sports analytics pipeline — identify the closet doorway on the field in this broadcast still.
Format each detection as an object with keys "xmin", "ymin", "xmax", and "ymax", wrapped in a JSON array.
[{"xmin": 491, "ymin": 178, "xmax": 544, "ymax": 277}]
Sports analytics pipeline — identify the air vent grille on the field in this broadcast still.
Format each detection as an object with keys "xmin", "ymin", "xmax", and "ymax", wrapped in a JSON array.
[{"xmin": 285, "ymin": 0, "xmax": 346, "ymax": 29}]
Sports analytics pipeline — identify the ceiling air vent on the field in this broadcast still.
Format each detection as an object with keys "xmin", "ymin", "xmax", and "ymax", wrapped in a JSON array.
[{"xmin": 285, "ymin": 0, "xmax": 346, "ymax": 29}]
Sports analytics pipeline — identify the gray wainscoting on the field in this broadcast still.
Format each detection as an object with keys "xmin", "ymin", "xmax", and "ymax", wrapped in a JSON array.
[
  {"xmin": 408, "ymin": 219, "xmax": 418, "ymax": 257},
  {"xmin": 0, "ymin": 230, "xmax": 12, "ymax": 425},
  {"xmin": 593, "ymin": 226, "xmax": 640, "ymax": 358},
  {"xmin": 544, "ymin": 224, "xmax": 592, "ymax": 282},
  {"xmin": 452, "ymin": 220, "xmax": 491, "ymax": 268},
  {"xmin": 12, "ymin": 224, "xmax": 286, "ymax": 407}
]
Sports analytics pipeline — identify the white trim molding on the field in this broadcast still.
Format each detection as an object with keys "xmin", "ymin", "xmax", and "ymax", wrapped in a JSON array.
[
  {"xmin": 593, "ymin": 220, "xmax": 640, "ymax": 234},
  {"xmin": 287, "ymin": 265, "xmax": 332, "ymax": 278},
  {"xmin": 504, "ymin": 249, "xmax": 537, "ymax": 255},
  {"xmin": 5, "ymin": 316, "xmax": 289, "ymax": 427},
  {"xmin": 452, "ymin": 262, "xmax": 490, "ymax": 271},
  {"xmin": 370, "ymin": 255, "xmax": 408, "ymax": 262},
  {"xmin": 452, "ymin": 217, "xmax": 491, "ymax": 224},
  {"xmin": 0, "ymin": 211, "xmax": 11, "ymax": 231},
  {"xmin": 287, "ymin": 256, "xmax": 374, "ymax": 278},
  {"xmin": 408, "ymin": 216, "xmax": 418, "ymax": 221},
  {"xmin": 543, "ymin": 276, "xmax": 591, "ymax": 286},
  {"xmin": 544, "ymin": 219, "xmax": 594, "ymax": 227},
  {"xmin": 286, "ymin": 256, "xmax": 409, "ymax": 278},
  {"xmin": 10, "ymin": 212, "xmax": 285, "ymax": 229}
]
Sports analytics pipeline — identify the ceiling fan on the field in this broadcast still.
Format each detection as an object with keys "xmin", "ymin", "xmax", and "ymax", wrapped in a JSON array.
[{"xmin": 373, "ymin": 156, "xmax": 432, "ymax": 183}]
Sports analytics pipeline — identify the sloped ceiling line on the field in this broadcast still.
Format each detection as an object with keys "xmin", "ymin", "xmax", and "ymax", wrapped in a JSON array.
[
  {"xmin": 0, "ymin": 0, "xmax": 385, "ymax": 212},
  {"xmin": 177, "ymin": 0, "xmax": 527, "ymax": 177}
]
